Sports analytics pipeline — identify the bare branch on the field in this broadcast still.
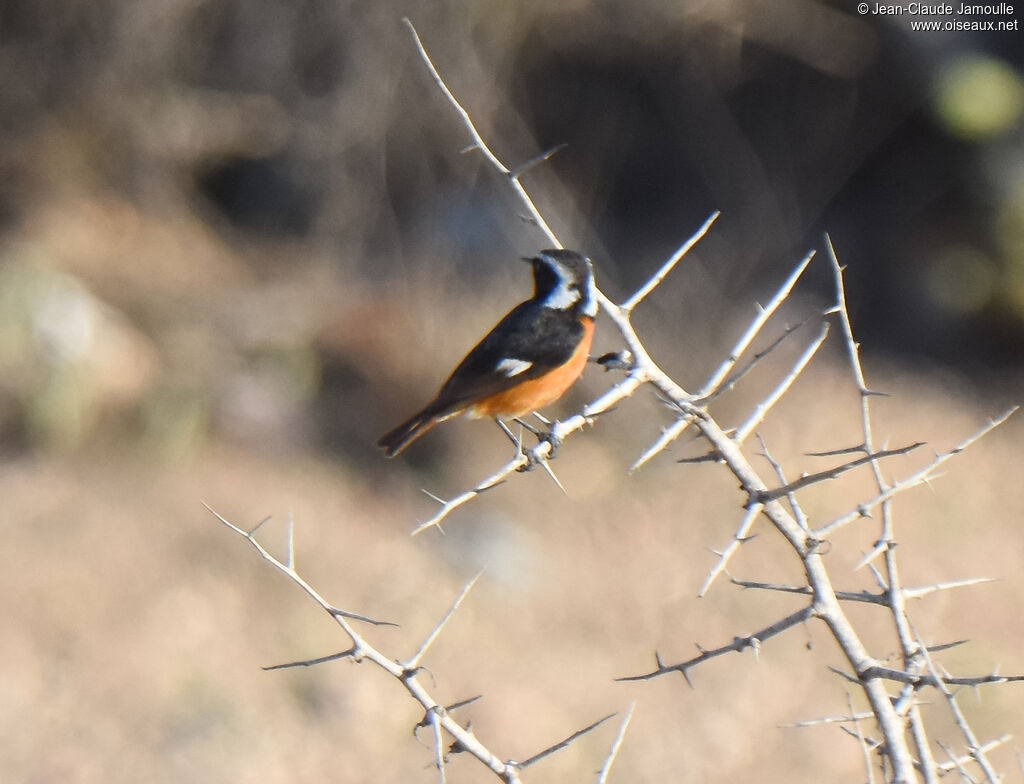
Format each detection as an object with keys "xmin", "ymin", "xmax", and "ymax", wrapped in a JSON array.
[
  {"xmin": 732, "ymin": 322, "xmax": 830, "ymax": 444},
  {"xmin": 815, "ymin": 409, "xmax": 1017, "ymax": 537},
  {"xmin": 515, "ymin": 713, "xmax": 616, "ymax": 771},
  {"xmin": 694, "ymin": 250, "xmax": 815, "ymax": 400},
  {"xmin": 699, "ymin": 504, "xmax": 761, "ymax": 597},
  {"xmin": 806, "ymin": 444, "xmax": 871, "ymax": 458},
  {"xmin": 913, "ymin": 622, "xmax": 1006, "ymax": 784},
  {"xmin": 405, "ymin": 24, "xmax": 499, "ymax": 171},
  {"xmin": 824, "ymin": 234, "xmax": 872, "ymax": 400},
  {"xmin": 417, "ymin": 475, "xmax": 508, "ymax": 535},
  {"xmin": 925, "ymin": 639, "xmax": 970, "ymax": 654},
  {"xmin": 908, "ymin": 702, "xmax": 940, "ymax": 784},
  {"xmin": 412, "ymin": 370, "xmax": 647, "ymax": 534},
  {"xmin": 203, "ymin": 504, "xmax": 396, "ymax": 627},
  {"xmin": 858, "ymin": 663, "xmax": 1024, "ymax": 689},
  {"xmin": 403, "ymin": 18, "xmax": 559, "ymax": 247},
  {"xmin": 263, "ymin": 649, "xmax": 356, "ymax": 671},
  {"xmin": 414, "ymin": 696, "xmax": 485, "ymax": 743},
  {"xmin": 286, "ymin": 512, "xmax": 295, "ymax": 570},
  {"xmin": 405, "ymin": 569, "xmax": 484, "ymax": 670},
  {"xmin": 618, "ymin": 606, "xmax": 814, "ymax": 683},
  {"xmin": 780, "ymin": 709, "xmax": 877, "ymax": 728},
  {"xmin": 935, "ymin": 736, "xmax": 1012, "ymax": 778},
  {"xmin": 429, "ymin": 708, "xmax": 448, "ymax": 784},
  {"xmin": 829, "ymin": 665, "xmax": 862, "ymax": 686},
  {"xmin": 536, "ymin": 450, "xmax": 568, "ymax": 494},
  {"xmin": 629, "ymin": 283, "xmax": 822, "ymax": 473},
  {"xmin": 938, "ymin": 742, "xmax": 981, "ymax": 783},
  {"xmin": 840, "ymin": 725, "xmax": 886, "ymax": 755},
  {"xmin": 209, "ymin": 504, "xmax": 522, "ymax": 782},
  {"xmin": 703, "ymin": 311, "xmax": 820, "ymax": 404},
  {"xmin": 849, "ymin": 691, "xmax": 878, "ymax": 784},
  {"xmin": 731, "ymin": 576, "xmax": 997, "ymax": 606},
  {"xmin": 731, "ymin": 578, "xmax": 886, "ymax": 605},
  {"xmin": 621, "ymin": 211, "xmax": 720, "ymax": 312},
  {"xmin": 629, "ymin": 415, "xmax": 695, "ymax": 473},
  {"xmin": 751, "ymin": 442, "xmax": 924, "ymax": 505},
  {"xmin": 902, "ymin": 577, "xmax": 997, "ymax": 600},
  {"xmin": 756, "ymin": 433, "xmax": 810, "ymax": 529},
  {"xmin": 509, "ymin": 143, "xmax": 567, "ymax": 179},
  {"xmin": 596, "ymin": 703, "xmax": 635, "ymax": 784},
  {"xmin": 396, "ymin": 23, "xmax": 1023, "ymax": 784}
]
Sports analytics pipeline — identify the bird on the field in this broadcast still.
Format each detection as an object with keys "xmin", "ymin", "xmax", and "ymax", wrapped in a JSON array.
[{"xmin": 377, "ymin": 249, "xmax": 597, "ymax": 457}]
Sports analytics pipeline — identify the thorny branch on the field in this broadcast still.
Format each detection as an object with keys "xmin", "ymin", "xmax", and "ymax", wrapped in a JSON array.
[
  {"xmin": 208, "ymin": 505, "xmax": 621, "ymax": 783},
  {"xmin": 616, "ymin": 606, "xmax": 816, "ymax": 687},
  {"xmin": 597, "ymin": 704, "xmax": 635, "ymax": 784},
  {"xmin": 399, "ymin": 18, "xmax": 1021, "ymax": 783},
  {"xmin": 729, "ymin": 576, "xmax": 998, "ymax": 605},
  {"xmin": 216, "ymin": 19, "xmax": 1022, "ymax": 784}
]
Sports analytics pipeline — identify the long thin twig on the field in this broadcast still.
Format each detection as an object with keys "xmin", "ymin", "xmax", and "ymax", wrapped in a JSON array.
[
  {"xmin": 694, "ymin": 250, "xmax": 815, "ymax": 400},
  {"xmin": 731, "ymin": 576, "xmax": 997, "ymax": 605},
  {"xmin": 755, "ymin": 433, "xmax": 810, "ymax": 529},
  {"xmin": 703, "ymin": 311, "xmax": 819, "ymax": 404},
  {"xmin": 596, "ymin": 703, "xmax": 635, "ymax": 784},
  {"xmin": 936, "ymin": 736, "xmax": 1012, "ymax": 777},
  {"xmin": 430, "ymin": 708, "xmax": 448, "ymax": 784},
  {"xmin": 622, "ymin": 212, "xmax": 719, "ymax": 311},
  {"xmin": 751, "ymin": 442, "xmax": 924, "ymax": 505},
  {"xmin": 631, "ymin": 252, "xmax": 822, "ymax": 471},
  {"xmin": 849, "ymin": 691, "xmax": 878, "ymax": 784},
  {"xmin": 405, "ymin": 569, "xmax": 484, "ymax": 670},
  {"xmin": 913, "ymin": 621, "xmax": 1004, "ymax": 783},
  {"xmin": 814, "ymin": 409, "xmax": 1017, "ymax": 538},
  {"xmin": 699, "ymin": 504, "xmax": 761, "ymax": 597},
  {"xmin": 732, "ymin": 322, "xmax": 830, "ymax": 443},
  {"xmin": 629, "ymin": 416, "xmax": 695, "ymax": 473},
  {"xmin": 780, "ymin": 709, "xmax": 877, "ymax": 728},
  {"xmin": 618, "ymin": 606, "xmax": 815, "ymax": 685},
  {"xmin": 515, "ymin": 713, "xmax": 616, "ymax": 770},
  {"xmin": 404, "ymin": 18, "xmax": 559, "ymax": 246}
]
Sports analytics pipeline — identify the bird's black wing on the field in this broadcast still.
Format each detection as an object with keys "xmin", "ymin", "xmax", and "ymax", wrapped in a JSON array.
[{"xmin": 429, "ymin": 301, "xmax": 585, "ymax": 412}]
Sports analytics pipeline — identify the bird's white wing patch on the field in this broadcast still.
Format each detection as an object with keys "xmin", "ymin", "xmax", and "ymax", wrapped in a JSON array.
[{"xmin": 495, "ymin": 358, "xmax": 533, "ymax": 377}]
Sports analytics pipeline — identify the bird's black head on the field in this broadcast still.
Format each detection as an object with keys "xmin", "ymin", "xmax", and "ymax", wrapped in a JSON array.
[{"xmin": 527, "ymin": 249, "xmax": 597, "ymax": 317}]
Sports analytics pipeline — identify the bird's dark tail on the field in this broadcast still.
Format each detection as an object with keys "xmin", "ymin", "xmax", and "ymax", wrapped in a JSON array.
[{"xmin": 376, "ymin": 409, "xmax": 444, "ymax": 457}]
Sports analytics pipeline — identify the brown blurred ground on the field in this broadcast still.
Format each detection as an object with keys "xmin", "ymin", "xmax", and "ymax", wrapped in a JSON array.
[
  {"xmin": 3, "ymin": 367, "xmax": 1023, "ymax": 783},
  {"xmin": 2, "ymin": 1, "xmax": 1023, "ymax": 782}
]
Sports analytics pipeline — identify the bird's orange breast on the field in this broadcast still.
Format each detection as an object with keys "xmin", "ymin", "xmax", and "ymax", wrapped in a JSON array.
[{"xmin": 468, "ymin": 317, "xmax": 595, "ymax": 419}]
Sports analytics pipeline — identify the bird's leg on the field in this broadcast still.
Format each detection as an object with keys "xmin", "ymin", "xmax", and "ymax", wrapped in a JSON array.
[
  {"xmin": 512, "ymin": 416, "xmax": 543, "ymax": 438},
  {"xmin": 495, "ymin": 418, "xmax": 535, "ymax": 471},
  {"xmin": 495, "ymin": 417, "xmax": 523, "ymax": 447}
]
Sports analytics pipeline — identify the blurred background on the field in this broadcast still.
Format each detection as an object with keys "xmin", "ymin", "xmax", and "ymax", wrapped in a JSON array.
[{"xmin": 2, "ymin": 1, "xmax": 1023, "ymax": 782}]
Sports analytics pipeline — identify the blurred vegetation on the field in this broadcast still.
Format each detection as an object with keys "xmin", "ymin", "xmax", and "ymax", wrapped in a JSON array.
[{"xmin": 0, "ymin": 0, "xmax": 1020, "ymax": 460}]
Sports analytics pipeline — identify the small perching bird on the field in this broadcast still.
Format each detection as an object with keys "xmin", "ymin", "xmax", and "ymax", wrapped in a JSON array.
[{"xmin": 377, "ymin": 249, "xmax": 597, "ymax": 457}]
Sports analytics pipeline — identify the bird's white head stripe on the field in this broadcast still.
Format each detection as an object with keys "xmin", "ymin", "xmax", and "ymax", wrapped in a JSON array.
[
  {"xmin": 541, "ymin": 261, "xmax": 580, "ymax": 310},
  {"xmin": 537, "ymin": 252, "xmax": 597, "ymax": 316}
]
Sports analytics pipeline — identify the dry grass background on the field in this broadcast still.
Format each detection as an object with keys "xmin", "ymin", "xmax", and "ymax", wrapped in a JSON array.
[
  {"xmin": 3, "ymin": 353, "xmax": 1023, "ymax": 783},
  {"xmin": 2, "ymin": 1, "xmax": 1023, "ymax": 782}
]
